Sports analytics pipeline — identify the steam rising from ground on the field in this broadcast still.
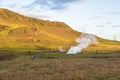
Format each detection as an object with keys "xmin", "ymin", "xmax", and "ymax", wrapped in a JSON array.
[{"xmin": 67, "ymin": 33, "xmax": 98, "ymax": 54}]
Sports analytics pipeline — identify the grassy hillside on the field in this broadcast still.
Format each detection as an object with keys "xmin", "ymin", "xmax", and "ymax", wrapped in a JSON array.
[
  {"xmin": 0, "ymin": 8, "xmax": 80, "ymax": 50},
  {"xmin": 0, "ymin": 8, "xmax": 120, "ymax": 51}
]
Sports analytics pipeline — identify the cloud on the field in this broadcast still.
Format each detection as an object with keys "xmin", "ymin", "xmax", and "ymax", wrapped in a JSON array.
[
  {"xmin": 0, "ymin": 0, "xmax": 34, "ymax": 9},
  {"xmin": 108, "ymin": 12, "xmax": 120, "ymax": 15},
  {"xmin": 97, "ymin": 25, "xmax": 104, "ymax": 27},
  {"xmin": 107, "ymin": 10, "xmax": 120, "ymax": 15},
  {"xmin": 19, "ymin": 10, "xmax": 51, "ymax": 19},
  {"xmin": 106, "ymin": 22, "xmax": 112, "ymax": 25},
  {"xmin": 89, "ymin": 16, "xmax": 102, "ymax": 20},
  {"xmin": 0, "ymin": 0, "xmax": 82, "ymax": 19},
  {"xmin": 23, "ymin": 0, "xmax": 81, "ymax": 10},
  {"xmin": 112, "ymin": 25, "xmax": 120, "ymax": 28}
]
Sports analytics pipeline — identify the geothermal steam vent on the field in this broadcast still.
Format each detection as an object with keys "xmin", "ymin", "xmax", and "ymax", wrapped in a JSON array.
[{"xmin": 67, "ymin": 33, "xmax": 98, "ymax": 54}]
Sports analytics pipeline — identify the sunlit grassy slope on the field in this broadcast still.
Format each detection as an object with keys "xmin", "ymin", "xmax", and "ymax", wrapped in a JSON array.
[
  {"xmin": 0, "ymin": 8, "xmax": 80, "ymax": 49},
  {"xmin": 0, "ymin": 8, "xmax": 120, "ymax": 50}
]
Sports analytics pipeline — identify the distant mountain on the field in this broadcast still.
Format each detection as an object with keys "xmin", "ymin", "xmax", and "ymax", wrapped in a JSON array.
[{"xmin": 0, "ymin": 8, "xmax": 120, "ymax": 51}]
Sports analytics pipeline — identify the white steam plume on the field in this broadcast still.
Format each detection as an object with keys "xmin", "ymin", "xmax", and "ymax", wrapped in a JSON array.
[{"xmin": 67, "ymin": 33, "xmax": 98, "ymax": 54}]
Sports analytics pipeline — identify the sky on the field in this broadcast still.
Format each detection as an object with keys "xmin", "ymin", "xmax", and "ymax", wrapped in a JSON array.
[{"xmin": 0, "ymin": 0, "xmax": 120, "ymax": 41}]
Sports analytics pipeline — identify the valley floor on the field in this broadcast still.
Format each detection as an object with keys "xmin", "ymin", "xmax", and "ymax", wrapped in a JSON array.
[{"xmin": 0, "ymin": 50, "xmax": 120, "ymax": 80}]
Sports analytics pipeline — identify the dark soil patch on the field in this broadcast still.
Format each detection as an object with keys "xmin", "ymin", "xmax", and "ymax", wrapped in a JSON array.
[{"xmin": 0, "ymin": 54, "xmax": 17, "ymax": 61}]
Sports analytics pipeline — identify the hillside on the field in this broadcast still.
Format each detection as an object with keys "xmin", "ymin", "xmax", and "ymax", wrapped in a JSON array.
[
  {"xmin": 0, "ymin": 8, "xmax": 81, "ymax": 50},
  {"xmin": 0, "ymin": 8, "xmax": 120, "ymax": 51}
]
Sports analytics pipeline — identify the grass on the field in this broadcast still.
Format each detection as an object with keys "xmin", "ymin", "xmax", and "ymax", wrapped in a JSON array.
[{"xmin": 0, "ymin": 49, "xmax": 120, "ymax": 80}]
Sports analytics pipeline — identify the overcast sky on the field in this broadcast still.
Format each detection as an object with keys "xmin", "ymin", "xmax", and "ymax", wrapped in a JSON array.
[{"xmin": 0, "ymin": 0, "xmax": 120, "ymax": 41}]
